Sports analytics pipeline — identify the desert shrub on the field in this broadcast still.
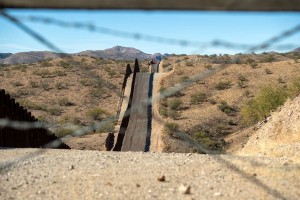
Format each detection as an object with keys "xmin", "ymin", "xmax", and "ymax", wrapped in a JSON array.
[
  {"xmin": 195, "ymin": 131, "xmax": 207, "ymax": 139},
  {"xmin": 238, "ymin": 80, "xmax": 248, "ymax": 88},
  {"xmin": 54, "ymin": 70, "xmax": 66, "ymax": 76},
  {"xmin": 159, "ymin": 87, "xmax": 166, "ymax": 93},
  {"xmin": 180, "ymin": 76, "xmax": 190, "ymax": 83},
  {"xmin": 265, "ymin": 68, "xmax": 273, "ymax": 74},
  {"xmin": 36, "ymin": 116, "xmax": 47, "ymax": 123},
  {"xmin": 18, "ymin": 100, "xmax": 47, "ymax": 111},
  {"xmin": 90, "ymin": 88, "xmax": 106, "ymax": 98},
  {"xmin": 98, "ymin": 121, "xmax": 115, "ymax": 133},
  {"xmin": 13, "ymin": 88, "xmax": 32, "ymax": 97},
  {"xmin": 87, "ymin": 108, "xmax": 107, "ymax": 120},
  {"xmin": 159, "ymin": 106, "xmax": 168, "ymax": 118},
  {"xmin": 241, "ymin": 85, "xmax": 288, "ymax": 125},
  {"xmin": 29, "ymin": 81, "xmax": 39, "ymax": 88},
  {"xmin": 59, "ymin": 98, "xmax": 75, "ymax": 106},
  {"xmin": 169, "ymin": 98, "xmax": 183, "ymax": 110},
  {"xmin": 246, "ymin": 58, "xmax": 255, "ymax": 64},
  {"xmin": 168, "ymin": 110, "xmax": 181, "ymax": 120},
  {"xmin": 33, "ymin": 69, "xmax": 51, "ymax": 78},
  {"xmin": 233, "ymin": 58, "xmax": 241, "ymax": 64},
  {"xmin": 215, "ymin": 81, "xmax": 231, "ymax": 90},
  {"xmin": 80, "ymin": 79, "xmax": 94, "ymax": 86},
  {"xmin": 250, "ymin": 62, "xmax": 258, "ymax": 69},
  {"xmin": 41, "ymin": 82, "xmax": 51, "ymax": 91},
  {"xmin": 55, "ymin": 82, "xmax": 68, "ymax": 90},
  {"xmin": 59, "ymin": 61, "xmax": 70, "ymax": 68},
  {"xmin": 194, "ymin": 131, "xmax": 213, "ymax": 147},
  {"xmin": 288, "ymin": 77, "xmax": 300, "ymax": 98},
  {"xmin": 55, "ymin": 128, "xmax": 73, "ymax": 137},
  {"xmin": 108, "ymin": 70, "xmax": 117, "ymax": 77},
  {"xmin": 277, "ymin": 77, "xmax": 286, "ymax": 84},
  {"xmin": 238, "ymin": 75, "xmax": 248, "ymax": 82},
  {"xmin": 11, "ymin": 81, "xmax": 23, "ymax": 87},
  {"xmin": 208, "ymin": 98, "xmax": 217, "ymax": 105},
  {"xmin": 263, "ymin": 54, "xmax": 275, "ymax": 62},
  {"xmin": 47, "ymin": 107, "xmax": 62, "ymax": 116},
  {"xmin": 218, "ymin": 101, "xmax": 237, "ymax": 116},
  {"xmin": 190, "ymin": 92, "xmax": 206, "ymax": 104},
  {"xmin": 40, "ymin": 61, "xmax": 52, "ymax": 67},
  {"xmin": 164, "ymin": 122, "xmax": 179, "ymax": 133},
  {"xmin": 186, "ymin": 61, "xmax": 193, "ymax": 66},
  {"xmin": 204, "ymin": 64, "xmax": 212, "ymax": 69}
]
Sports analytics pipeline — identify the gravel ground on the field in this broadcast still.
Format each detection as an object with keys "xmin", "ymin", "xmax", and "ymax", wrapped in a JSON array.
[{"xmin": 0, "ymin": 149, "xmax": 299, "ymax": 200}]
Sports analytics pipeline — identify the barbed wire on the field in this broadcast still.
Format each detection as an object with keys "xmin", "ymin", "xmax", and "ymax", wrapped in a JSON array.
[
  {"xmin": 0, "ymin": 6, "xmax": 296, "ymax": 199},
  {"xmin": 0, "ymin": 11, "xmax": 64, "ymax": 53},
  {"xmin": 7, "ymin": 14, "xmax": 300, "ymax": 52}
]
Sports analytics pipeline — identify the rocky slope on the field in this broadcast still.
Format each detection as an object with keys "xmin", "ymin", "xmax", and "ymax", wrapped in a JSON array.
[{"xmin": 238, "ymin": 95, "xmax": 300, "ymax": 161}]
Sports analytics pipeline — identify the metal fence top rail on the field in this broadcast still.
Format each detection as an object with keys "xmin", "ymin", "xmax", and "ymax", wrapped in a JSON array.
[{"xmin": 0, "ymin": 0, "xmax": 300, "ymax": 11}]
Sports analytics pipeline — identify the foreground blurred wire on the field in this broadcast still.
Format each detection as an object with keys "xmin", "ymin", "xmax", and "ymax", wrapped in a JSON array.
[
  {"xmin": 0, "ymin": 11, "xmax": 64, "ymax": 53},
  {"xmin": 13, "ymin": 15, "xmax": 300, "ymax": 52}
]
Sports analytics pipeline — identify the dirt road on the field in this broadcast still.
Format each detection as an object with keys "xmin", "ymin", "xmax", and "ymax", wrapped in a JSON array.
[{"xmin": 0, "ymin": 148, "xmax": 299, "ymax": 200}]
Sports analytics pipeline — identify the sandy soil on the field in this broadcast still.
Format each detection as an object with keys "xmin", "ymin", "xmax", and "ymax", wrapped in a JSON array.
[
  {"xmin": 0, "ymin": 149, "xmax": 299, "ymax": 200},
  {"xmin": 237, "ymin": 95, "xmax": 300, "ymax": 162},
  {"xmin": 150, "ymin": 61, "xmax": 169, "ymax": 152},
  {"xmin": 62, "ymin": 133, "xmax": 109, "ymax": 151}
]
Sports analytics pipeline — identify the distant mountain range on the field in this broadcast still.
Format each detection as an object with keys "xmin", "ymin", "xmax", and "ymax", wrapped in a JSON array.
[
  {"xmin": 0, "ymin": 53, "xmax": 13, "ymax": 60},
  {"xmin": 292, "ymin": 47, "xmax": 300, "ymax": 53},
  {"xmin": 0, "ymin": 46, "xmax": 163, "ymax": 65}
]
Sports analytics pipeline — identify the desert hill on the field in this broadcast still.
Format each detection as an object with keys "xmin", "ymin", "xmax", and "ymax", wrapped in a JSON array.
[
  {"xmin": 0, "ymin": 51, "xmax": 62, "ymax": 65},
  {"xmin": 0, "ymin": 53, "xmax": 12, "ymax": 59},
  {"xmin": 157, "ymin": 52, "xmax": 300, "ymax": 153},
  {"xmin": 292, "ymin": 47, "xmax": 300, "ymax": 52},
  {"xmin": 1, "ymin": 51, "xmax": 300, "ymax": 152},
  {"xmin": 0, "ymin": 46, "xmax": 161, "ymax": 65},
  {"xmin": 0, "ymin": 55, "xmax": 150, "ymax": 144},
  {"xmin": 78, "ymin": 46, "xmax": 160, "ymax": 61}
]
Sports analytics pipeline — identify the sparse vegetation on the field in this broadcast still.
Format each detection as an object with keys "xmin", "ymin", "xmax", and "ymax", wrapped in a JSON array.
[
  {"xmin": 218, "ymin": 101, "xmax": 237, "ymax": 116},
  {"xmin": 59, "ymin": 98, "xmax": 75, "ymax": 106},
  {"xmin": 159, "ymin": 106, "xmax": 168, "ymax": 118},
  {"xmin": 180, "ymin": 76, "xmax": 190, "ymax": 83},
  {"xmin": 169, "ymin": 98, "xmax": 183, "ymax": 110},
  {"xmin": 265, "ymin": 68, "xmax": 273, "ymax": 74},
  {"xmin": 164, "ymin": 122, "xmax": 179, "ymax": 134},
  {"xmin": 215, "ymin": 81, "xmax": 232, "ymax": 90},
  {"xmin": 194, "ymin": 131, "xmax": 213, "ymax": 147},
  {"xmin": 47, "ymin": 107, "xmax": 62, "ymax": 116},
  {"xmin": 55, "ymin": 127, "xmax": 73, "ymax": 137},
  {"xmin": 241, "ymin": 85, "xmax": 288, "ymax": 125},
  {"xmin": 87, "ymin": 108, "xmax": 107, "ymax": 120},
  {"xmin": 55, "ymin": 82, "xmax": 68, "ymax": 90},
  {"xmin": 190, "ymin": 92, "xmax": 207, "ymax": 104},
  {"xmin": 168, "ymin": 110, "xmax": 181, "ymax": 120}
]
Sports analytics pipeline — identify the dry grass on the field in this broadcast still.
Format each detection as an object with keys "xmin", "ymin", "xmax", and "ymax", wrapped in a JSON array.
[
  {"xmin": 159, "ymin": 53, "xmax": 300, "ymax": 151},
  {"xmin": 0, "ymin": 56, "xmax": 150, "ymax": 136}
]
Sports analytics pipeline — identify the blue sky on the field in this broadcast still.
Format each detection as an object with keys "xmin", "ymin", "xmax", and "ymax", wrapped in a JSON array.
[{"xmin": 1, "ymin": 9, "xmax": 299, "ymax": 55}]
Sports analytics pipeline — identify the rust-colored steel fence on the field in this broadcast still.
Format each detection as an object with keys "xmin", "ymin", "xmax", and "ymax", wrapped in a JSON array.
[{"xmin": 0, "ymin": 89, "xmax": 70, "ymax": 149}]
